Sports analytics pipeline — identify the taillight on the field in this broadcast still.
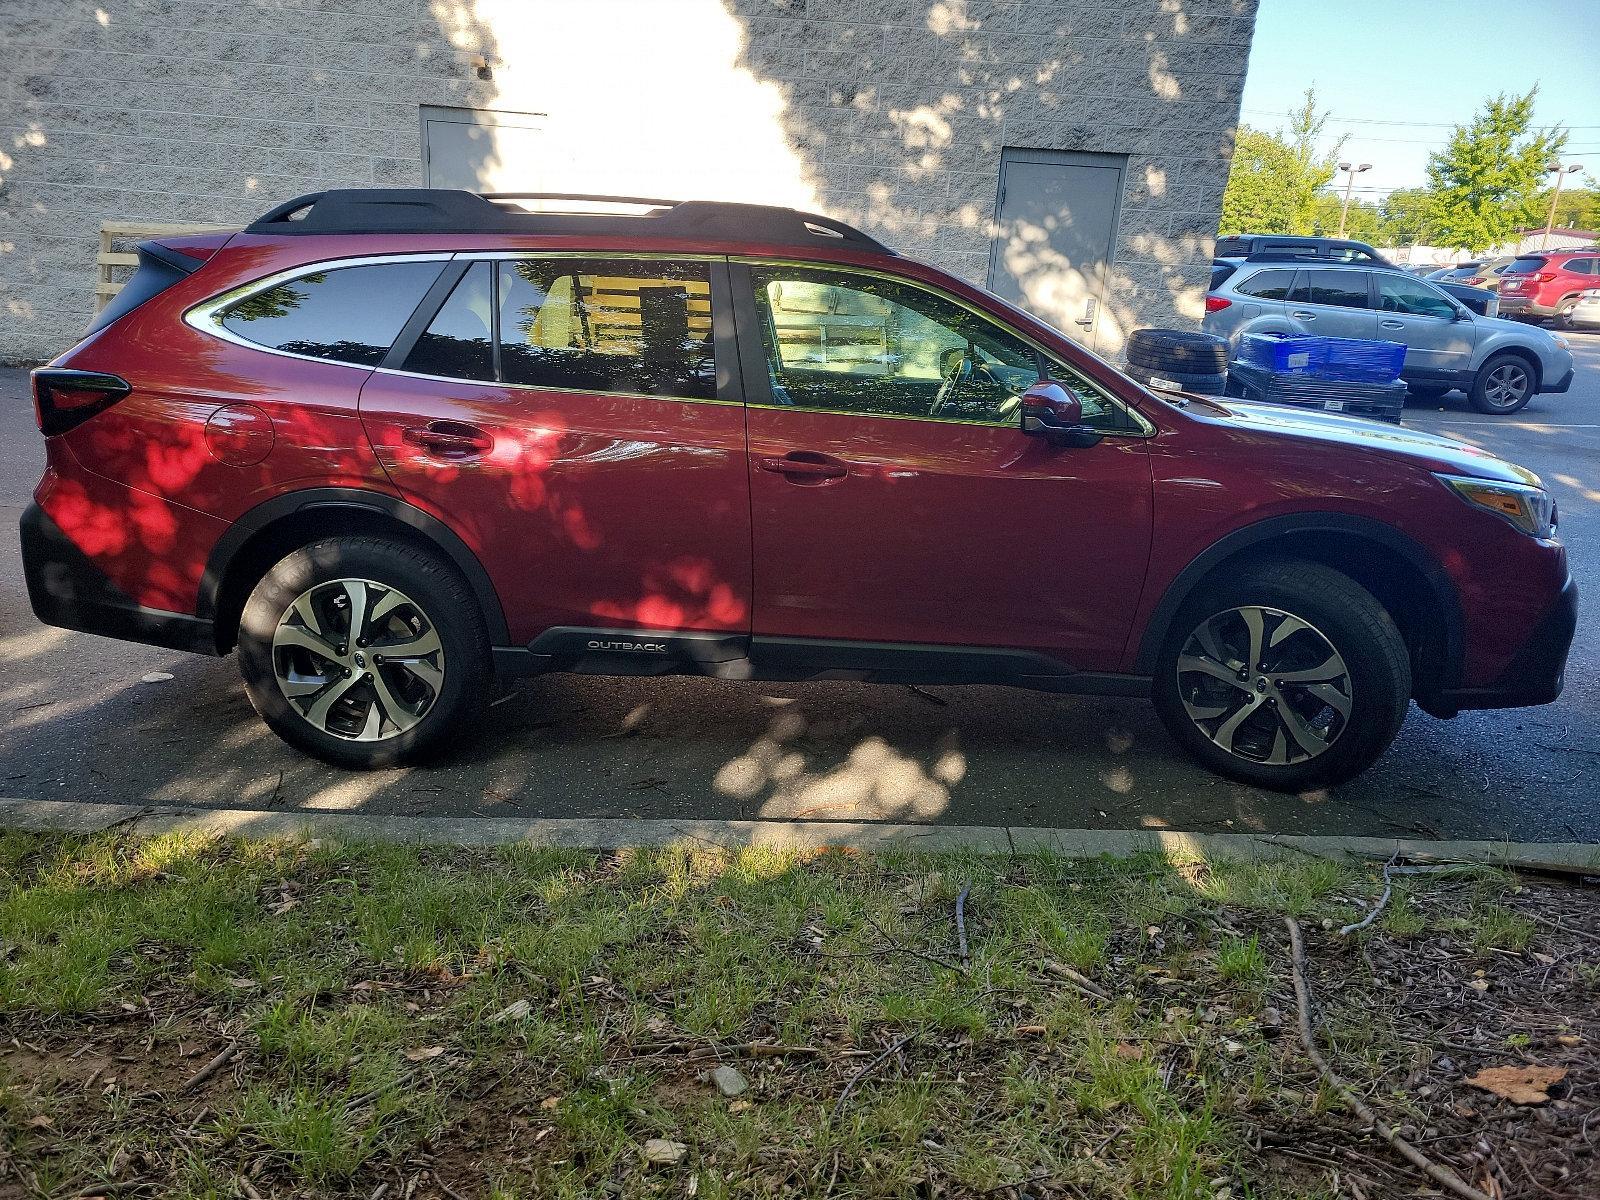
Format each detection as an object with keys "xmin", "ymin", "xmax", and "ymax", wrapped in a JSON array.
[
  {"xmin": 1533, "ymin": 272, "xmax": 1556, "ymax": 282},
  {"xmin": 32, "ymin": 368, "xmax": 131, "ymax": 437},
  {"xmin": 1463, "ymin": 276, "xmax": 1485, "ymax": 285},
  {"xmin": 1205, "ymin": 295, "xmax": 1232, "ymax": 312}
]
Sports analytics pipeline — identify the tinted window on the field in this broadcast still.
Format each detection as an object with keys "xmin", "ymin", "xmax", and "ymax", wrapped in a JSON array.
[
  {"xmin": 1214, "ymin": 236, "xmax": 1250, "ymax": 257},
  {"xmin": 403, "ymin": 262, "xmax": 494, "ymax": 381},
  {"xmin": 498, "ymin": 258, "xmax": 715, "ymax": 399},
  {"xmin": 749, "ymin": 266, "xmax": 1134, "ymax": 432},
  {"xmin": 1506, "ymin": 257, "xmax": 1547, "ymax": 274},
  {"xmin": 1562, "ymin": 258, "xmax": 1597, "ymax": 274},
  {"xmin": 1236, "ymin": 269, "xmax": 1295, "ymax": 300},
  {"xmin": 222, "ymin": 261, "xmax": 443, "ymax": 365},
  {"xmin": 1210, "ymin": 262, "xmax": 1237, "ymax": 291},
  {"xmin": 1299, "ymin": 269, "xmax": 1370, "ymax": 309},
  {"xmin": 1377, "ymin": 274, "xmax": 1457, "ymax": 319}
]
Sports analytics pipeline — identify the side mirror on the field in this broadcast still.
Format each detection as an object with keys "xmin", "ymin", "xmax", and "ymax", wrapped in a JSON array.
[{"xmin": 1021, "ymin": 381, "xmax": 1102, "ymax": 447}]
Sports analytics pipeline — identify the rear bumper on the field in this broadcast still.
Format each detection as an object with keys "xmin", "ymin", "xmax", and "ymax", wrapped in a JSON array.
[
  {"xmin": 20, "ymin": 502, "xmax": 217, "ymax": 655},
  {"xmin": 1496, "ymin": 295, "xmax": 1557, "ymax": 318},
  {"xmin": 1421, "ymin": 574, "xmax": 1577, "ymax": 715}
]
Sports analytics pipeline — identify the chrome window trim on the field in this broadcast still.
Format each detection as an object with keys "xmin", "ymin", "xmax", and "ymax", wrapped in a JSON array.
[
  {"xmin": 367, "ymin": 364, "xmax": 737, "ymax": 408},
  {"xmin": 183, "ymin": 252, "xmax": 461, "ymax": 369},
  {"xmin": 734, "ymin": 256, "xmax": 1156, "ymax": 437}
]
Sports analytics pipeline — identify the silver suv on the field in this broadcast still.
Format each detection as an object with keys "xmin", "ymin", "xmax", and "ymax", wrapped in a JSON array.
[{"xmin": 1205, "ymin": 260, "xmax": 1575, "ymax": 415}]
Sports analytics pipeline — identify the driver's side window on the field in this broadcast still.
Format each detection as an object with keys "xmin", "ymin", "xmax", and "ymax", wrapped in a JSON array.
[{"xmin": 749, "ymin": 266, "xmax": 1042, "ymax": 426}]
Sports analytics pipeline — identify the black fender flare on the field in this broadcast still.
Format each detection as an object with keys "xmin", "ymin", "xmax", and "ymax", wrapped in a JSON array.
[
  {"xmin": 198, "ymin": 487, "xmax": 510, "ymax": 645},
  {"xmin": 1133, "ymin": 512, "xmax": 1463, "ymax": 688}
]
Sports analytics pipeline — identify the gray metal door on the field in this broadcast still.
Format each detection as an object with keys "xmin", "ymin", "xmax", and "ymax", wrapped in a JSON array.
[
  {"xmin": 1285, "ymin": 269, "xmax": 1379, "ymax": 341},
  {"xmin": 987, "ymin": 149, "xmax": 1127, "ymax": 350},
  {"xmin": 1373, "ymin": 272, "xmax": 1475, "ymax": 375},
  {"xmin": 422, "ymin": 106, "xmax": 545, "ymax": 191}
]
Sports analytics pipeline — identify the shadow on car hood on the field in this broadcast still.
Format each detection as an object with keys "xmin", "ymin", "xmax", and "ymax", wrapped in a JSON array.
[{"xmin": 1186, "ymin": 396, "xmax": 1539, "ymax": 485}]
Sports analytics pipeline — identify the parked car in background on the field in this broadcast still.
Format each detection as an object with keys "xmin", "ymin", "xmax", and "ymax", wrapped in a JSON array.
[
  {"xmin": 1205, "ymin": 260, "xmax": 1573, "ymax": 413},
  {"xmin": 1434, "ymin": 281, "xmax": 1499, "ymax": 319},
  {"xmin": 1460, "ymin": 256, "xmax": 1518, "ymax": 291},
  {"xmin": 1568, "ymin": 288, "xmax": 1600, "ymax": 330},
  {"xmin": 1215, "ymin": 234, "xmax": 1394, "ymax": 266},
  {"xmin": 21, "ymin": 189, "xmax": 1577, "ymax": 790},
  {"xmin": 1498, "ymin": 251, "xmax": 1600, "ymax": 324},
  {"xmin": 1428, "ymin": 262, "xmax": 1482, "ymax": 283}
]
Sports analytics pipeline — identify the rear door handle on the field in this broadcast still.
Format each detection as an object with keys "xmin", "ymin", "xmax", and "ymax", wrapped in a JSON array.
[
  {"xmin": 757, "ymin": 451, "xmax": 848, "ymax": 482},
  {"xmin": 403, "ymin": 420, "xmax": 494, "ymax": 458},
  {"xmin": 1379, "ymin": 319, "xmax": 1405, "ymax": 329},
  {"xmin": 1290, "ymin": 310, "xmax": 1316, "ymax": 320}
]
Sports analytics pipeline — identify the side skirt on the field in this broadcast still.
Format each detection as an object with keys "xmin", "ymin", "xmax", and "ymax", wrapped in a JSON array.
[{"xmin": 492, "ymin": 628, "xmax": 1151, "ymax": 697}]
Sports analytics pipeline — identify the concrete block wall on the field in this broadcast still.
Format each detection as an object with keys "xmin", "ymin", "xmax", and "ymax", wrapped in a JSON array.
[{"xmin": 1, "ymin": 0, "xmax": 1255, "ymax": 364}]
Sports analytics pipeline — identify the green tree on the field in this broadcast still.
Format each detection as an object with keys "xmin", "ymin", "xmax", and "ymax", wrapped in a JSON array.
[
  {"xmin": 1378, "ymin": 188, "xmax": 1439, "ymax": 246},
  {"xmin": 1426, "ymin": 89, "xmax": 1566, "ymax": 252},
  {"xmin": 1540, "ymin": 182, "xmax": 1599, "ymax": 232},
  {"xmin": 1310, "ymin": 192, "xmax": 1380, "ymax": 241},
  {"xmin": 1220, "ymin": 89, "xmax": 1347, "ymax": 236}
]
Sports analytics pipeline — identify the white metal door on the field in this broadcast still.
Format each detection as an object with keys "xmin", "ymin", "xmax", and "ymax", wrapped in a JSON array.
[
  {"xmin": 421, "ymin": 106, "xmax": 546, "ymax": 191},
  {"xmin": 987, "ymin": 149, "xmax": 1126, "ymax": 350}
]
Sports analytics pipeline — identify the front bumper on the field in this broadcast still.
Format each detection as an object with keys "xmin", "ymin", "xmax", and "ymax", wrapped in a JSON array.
[
  {"xmin": 20, "ymin": 502, "xmax": 217, "ymax": 655},
  {"xmin": 1421, "ymin": 574, "xmax": 1577, "ymax": 715},
  {"xmin": 1546, "ymin": 366, "xmax": 1575, "ymax": 394}
]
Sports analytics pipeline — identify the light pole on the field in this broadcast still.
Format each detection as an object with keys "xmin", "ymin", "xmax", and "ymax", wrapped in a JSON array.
[
  {"xmin": 1336, "ymin": 162, "xmax": 1372, "ymax": 238},
  {"xmin": 1542, "ymin": 162, "xmax": 1583, "ymax": 249}
]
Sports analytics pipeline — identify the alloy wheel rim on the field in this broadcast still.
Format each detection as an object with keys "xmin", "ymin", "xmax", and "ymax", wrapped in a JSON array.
[
  {"xmin": 1176, "ymin": 605, "xmax": 1352, "ymax": 767},
  {"xmin": 271, "ymin": 578, "xmax": 445, "ymax": 741},
  {"xmin": 1484, "ymin": 363, "xmax": 1528, "ymax": 408}
]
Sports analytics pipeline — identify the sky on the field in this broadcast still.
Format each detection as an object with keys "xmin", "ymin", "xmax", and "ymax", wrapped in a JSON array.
[{"xmin": 1238, "ymin": 0, "xmax": 1600, "ymax": 199}]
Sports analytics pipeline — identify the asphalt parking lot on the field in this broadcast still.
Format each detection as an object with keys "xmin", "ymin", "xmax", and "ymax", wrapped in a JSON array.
[{"xmin": 2, "ymin": 337, "xmax": 1597, "ymax": 841}]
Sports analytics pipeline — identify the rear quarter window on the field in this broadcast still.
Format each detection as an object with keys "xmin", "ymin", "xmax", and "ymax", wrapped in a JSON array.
[{"xmin": 220, "ymin": 261, "xmax": 445, "ymax": 365}]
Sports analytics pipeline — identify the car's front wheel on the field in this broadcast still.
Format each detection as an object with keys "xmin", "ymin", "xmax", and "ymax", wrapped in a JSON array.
[
  {"xmin": 1469, "ymin": 353, "xmax": 1535, "ymax": 414},
  {"xmin": 1152, "ymin": 559, "xmax": 1411, "ymax": 791},
  {"xmin": 237, "ymin": 536, "xmax": 491, "ymax": 768}
]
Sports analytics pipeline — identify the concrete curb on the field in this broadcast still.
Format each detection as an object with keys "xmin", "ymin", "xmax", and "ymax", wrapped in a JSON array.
[{"xmin": 3, "ymin": 798, "xmax": 1597, "ymax": 869}]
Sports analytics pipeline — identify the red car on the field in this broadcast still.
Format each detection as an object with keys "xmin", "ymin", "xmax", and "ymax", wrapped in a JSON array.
[
  {"xmin": 21, "ymin": 190, "xmax": 1577, "ymax": 789},
  {"xmin": 1498, "ymin": 249, "xmax": 1600, "ymax": 323}
]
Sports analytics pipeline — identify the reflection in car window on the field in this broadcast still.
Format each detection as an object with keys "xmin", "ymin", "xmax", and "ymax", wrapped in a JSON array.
[
  {"xmin": 222, "ymin": 261, "xmax": 444, "ymax": 365},
  {"xmin": 497, "ymin": 258, "xmax": 715, "ymax": 399},
  {"xmin": 749, "ymin": 266, "xmax": 1136, "ymax": 432},
  {"xmin": 1377, "ymin": 274, "xmax": 1457, "ymax": 319},
  {"xmin": 1298, "ymin": 269, "xmax": 1370, "ymax": 310},
  {"xmin": 403, "ymin": 262, "xmax": 494, "ymax": 381},
  {"xmin": 1236, "ymin": 269, "xmax": 1295, "ymax": 300}
]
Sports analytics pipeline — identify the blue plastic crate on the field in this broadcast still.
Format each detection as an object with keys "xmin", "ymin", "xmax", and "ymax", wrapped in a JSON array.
[{"xmin": 1235, "ymin": 333, "xmax": 1406, "ymax": 383}]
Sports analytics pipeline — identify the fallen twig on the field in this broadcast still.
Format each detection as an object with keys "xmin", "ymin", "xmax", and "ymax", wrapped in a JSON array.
[
  {"xmin": 1341, "ymin": 860, "xmax": 1475, "ymax": 935},
  {"xmin": 955, "ymin": 885, "xmax": 971, "ymax": 965},
  {"xmin": 1042, "ymin": 959, "xmax": 1110, "ymax": 1001},
  {"xmin": 1284, "ymin": 917, "xmax": 1491, "ymax": 1200},
  {"xmin": 179, "ymin": 1040, "xmax": 240, "ymax": 1094},
  {"xmin": 431, "ymin": 1177, "xmax": 467, "ymax": 1200},
  {"xmin": 831, "ymin": 1032, "xmax": 916, "ymax": 1120}
]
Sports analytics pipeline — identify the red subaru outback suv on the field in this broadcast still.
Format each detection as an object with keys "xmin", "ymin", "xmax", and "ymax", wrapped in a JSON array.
[
  {"xmin": 1498, "ymin": 249, "xmax": 1600, "ymax": 324},
  {"xmin": 22, "ymin": 190, "xmax": 1577, "ymax": 790}
]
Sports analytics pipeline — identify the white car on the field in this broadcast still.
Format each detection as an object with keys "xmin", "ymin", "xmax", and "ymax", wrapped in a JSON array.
[{"xmin": 1569, "ymin": 288, "xmax": 1600, "ymax": 331}]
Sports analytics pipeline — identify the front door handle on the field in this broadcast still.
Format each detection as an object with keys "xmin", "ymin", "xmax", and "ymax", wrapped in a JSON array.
[
  {"xmin": 403, "ymin": 420, "xmax": 494, "ymax": 458},
  {"xmin": 1379, "ymin": 319, "xmax": 1405, "ymax": 329},
  {"xmin": 757, "ymin": 451, "xmax": 848, "ymax": 483}
]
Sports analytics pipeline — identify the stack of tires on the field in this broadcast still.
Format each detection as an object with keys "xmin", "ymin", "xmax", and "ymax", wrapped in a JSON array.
[{"xmin": 1124, "ymin": 329, "xmax": 1230, "ymax": 395}]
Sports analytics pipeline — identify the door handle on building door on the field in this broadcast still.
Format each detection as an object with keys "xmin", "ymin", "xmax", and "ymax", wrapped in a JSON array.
[{"xmin": 1075, "ymin": 298, "xmax": 1098, "ymax": 329}]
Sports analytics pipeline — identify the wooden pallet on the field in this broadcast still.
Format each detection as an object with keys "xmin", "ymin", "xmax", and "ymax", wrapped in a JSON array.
[{"xmin": 97, "ymin": 221, "xmax": 231, "ymax": 310}]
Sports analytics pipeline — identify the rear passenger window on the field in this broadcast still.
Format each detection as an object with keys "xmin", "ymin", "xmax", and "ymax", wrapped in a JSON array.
[
  {"xmin": 1235, "ymin": 269, "xmax": 1295, "ymax": 300},
  {"xmin": 403, "ymin": 262, "xmax": 495, "ymax": 381},
  {"xmin": 498, "ymin": 258, "xmax": 715, "ymax": 399},
  {"xmin": 221, "ymin": 261, "xmax": 444, "ymax": 365},
  {"xmin": 1297, "ymin": 270, "xmax": 1370, "ymax": 309}
]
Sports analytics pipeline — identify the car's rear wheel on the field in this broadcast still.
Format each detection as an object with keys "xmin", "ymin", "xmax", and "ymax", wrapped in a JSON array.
[
  {"xmin": 1469, "ymin": 353, "xmax": 1535, "ymax": 414},
  {"xmin": 238, "ymin": 537, "xmax": 490, "ymax": 768},
  {"xmin": 1153, "ymin": 559, "xmax": 1411, "ymax": 791}
]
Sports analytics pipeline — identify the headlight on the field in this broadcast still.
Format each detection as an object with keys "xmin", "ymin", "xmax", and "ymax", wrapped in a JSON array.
[{"xmin": 1437, "ymin": 473, "xmax": 1558, "ymax": 539}]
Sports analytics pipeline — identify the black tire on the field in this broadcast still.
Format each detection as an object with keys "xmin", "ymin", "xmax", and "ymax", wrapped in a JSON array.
[
  {"xmin": 1124, "ymin": 363, "xmax": 1229, "ymax": 395},
  {"xmin": 237, "ymin": 536, "xmax": 491, "ymax": 769},
  {"xmin": 1152, "ymin": 559, "xmax": 1411, "ymax": 791},
  {"xmin": 1469, "ymin": 352, "xmax": 1536, "ymax": 414},
  {"xmin": 1554, "ymin": 298, "xmax": 1579, "ymax": 328},
  {"xmin": 1126, "ymin": 328, "xmax": 1229, "ymax": 375}
]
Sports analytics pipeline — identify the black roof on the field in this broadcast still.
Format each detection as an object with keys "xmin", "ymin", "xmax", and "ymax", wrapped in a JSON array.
[{"xmin": 245, "ymin": 190, "xmax": 893, "ymax": 253}]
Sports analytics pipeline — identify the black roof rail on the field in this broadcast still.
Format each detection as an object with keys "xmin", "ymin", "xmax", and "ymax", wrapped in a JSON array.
[{"xmin": 244, "ymin": 189, "xmax": 893, "ymax": 253}]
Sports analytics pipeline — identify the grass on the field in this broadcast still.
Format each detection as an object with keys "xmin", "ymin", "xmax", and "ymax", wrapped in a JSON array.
[{"xmin": 0, "ymin": 833, "xmax": 1589, "ymax": 1199}]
